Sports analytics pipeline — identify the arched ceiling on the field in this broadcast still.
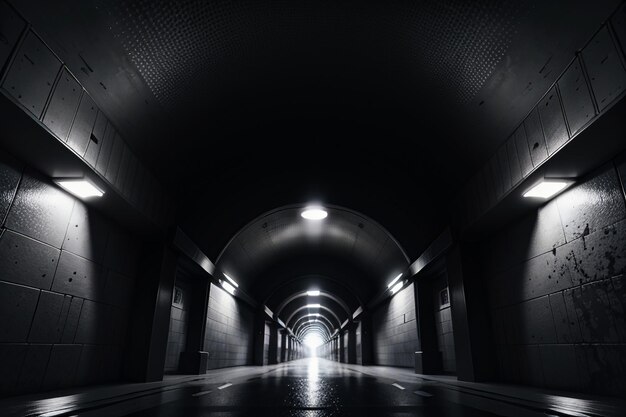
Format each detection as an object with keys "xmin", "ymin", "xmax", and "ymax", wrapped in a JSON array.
[
  {"xmin": 11, "ymin": 0, "xmax": 620, "ymax": 270},
  {"xmin": 216, "ymin": 205, "xmax": 409, "ymax": 304}
]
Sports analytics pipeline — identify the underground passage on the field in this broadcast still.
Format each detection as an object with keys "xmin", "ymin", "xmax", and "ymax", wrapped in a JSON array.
[{"xmin": 1, "ymin": 0, "xmax": 626, "ymax": 416}]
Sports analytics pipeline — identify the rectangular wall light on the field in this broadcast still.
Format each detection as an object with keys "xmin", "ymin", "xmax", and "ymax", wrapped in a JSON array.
[
  {"xmin": 523, "ymin": 179, "xmax": 572, "ymax": 199},
  {"xmin": 307, "ymin": 290, "xmax": 320, "ymax": 296},
  {"xmin": 390, "ymin": 281, "xmax": 403, "ymax": 294},
  {"xmin": 305, "ymin": 304, "xmax": 321, "ymax": 308},
  {"xmin": 220, "ymin": 280, "xmax": 236, "ymax": 295},
  {"xmin": 223, "ymin": 273, "xmax": 239, "ymax": 288},
  {"xmin": 387, "ymin": 273, "xmax": 403, "ymax": 289},
  {"xmin": 54, "ymin": 178, "xmax": 104, "ymax": 199}
]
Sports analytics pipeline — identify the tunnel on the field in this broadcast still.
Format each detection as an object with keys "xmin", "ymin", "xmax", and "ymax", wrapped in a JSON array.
[{"xmin": 1, "ymin": 0, "xmax": 626, "ymax": 416}]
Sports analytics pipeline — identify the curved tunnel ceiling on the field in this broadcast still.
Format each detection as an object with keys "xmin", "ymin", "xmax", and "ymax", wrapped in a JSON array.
[{"xmin": 216, "ymin": 204, "xmax": 410, "ymax": 305}]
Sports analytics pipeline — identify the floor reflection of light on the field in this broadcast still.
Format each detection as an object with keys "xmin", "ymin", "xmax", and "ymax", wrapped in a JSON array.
[{"xmin": 307, "ymin": 357, "xmax": 320, "ymax": 406}]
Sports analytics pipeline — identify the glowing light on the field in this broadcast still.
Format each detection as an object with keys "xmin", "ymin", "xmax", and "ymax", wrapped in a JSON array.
[
  {"xmin": 305, "ymin": 304, "xmax": 321, "ymax": 308},
  {"xmin": 387, "ymin": 273, "xmax": 403, "ymax": 288},
  {"xmin": 220, "ymin": 280, "xmax": 236, "ymax": 295},
  {"xmin": 54, "ymin": 179, "xmax": 104, "ymax": 199},
  {"xmin": 301, "ymin": 207, "xmax": 328, "ymax": 220},
  {"xmin": 307, "ymin": 290, "xmax": 320, "ymax": 296},
  {"xmin": 523, "ymin": 180, "xmax": 571, "ymax": 199},
  {"xmin": 390, "ymin": 281, "xmax": 403, "ymax": 294},
  {"xmin": 303, "ymin": 333, "xmax": 324, "ymax": 349},
  {"xmin": 223, "ymin": 273, "xmax": 239, "ymax": 287}
]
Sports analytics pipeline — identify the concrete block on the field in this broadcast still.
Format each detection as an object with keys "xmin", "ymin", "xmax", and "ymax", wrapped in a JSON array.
[
  {"xmin": 28, "ymin": 290, "xmax": 65, "ymax": 343},
  {"xmin": 0, "ymin": 229, "xmax": 59, "ymax": 289},
  {"xmin": 15, "ymin": 344, "xmax": 52, "ymax": 394},
  {"xmin": 0, "ymin": 281, "xmax": 39, "ymax": 342},
  {"xmin": 52, "ymin": 251, "xmax": 106, "ymax": 301},
  {"xmin": 42, "ymin": 344, "xmax": 81, "ymax": 390},
  {"xmin": 62, "ymin": 201, "xmax": 109, "ymax": 263}
]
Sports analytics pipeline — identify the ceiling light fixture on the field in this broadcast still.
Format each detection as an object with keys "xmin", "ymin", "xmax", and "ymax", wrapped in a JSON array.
[
  {"xmin": 390, "ymin": 281, "xmax": 404, "ymax": 294},
  {"xmin": 54, "ymin": 178, "xmax": 104, "ymax": 199},
  {"xmin": 220, "ymin": 280, "xmax": 236, "ymax": 295},
  {"xmin": 223, "ymin": 273, "xmax": 239, "ymax": 288},
  {"xmin": 523, "ymin": 180, "xmax": 572, "ymax": 199},
  {"xmin": 387, "ymin": 273, "xmax": 403, "ymax": 289},
  {"xmin": 305, "ymin": 304, "xmax": 321, "ymax": 309},
  {"xmin": 307, "ymin": 290, "xmax": 320, "ymax": 296},
  {"xmin": 301, "ymin": 207, "xmax": 328, "ymax": 220}
]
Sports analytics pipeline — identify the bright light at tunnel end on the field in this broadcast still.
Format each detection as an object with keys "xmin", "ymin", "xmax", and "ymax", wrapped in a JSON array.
[
  {"xmin": 301, "ymin": 207, "xmax": 328, "ymax": 220},
  {"xmin": 305, "ymin": 303, "xmax": 321, "ymax": 309},
  {"xmin": 306, "ymin": 290, "xmax": 320, "ymax": 296}
]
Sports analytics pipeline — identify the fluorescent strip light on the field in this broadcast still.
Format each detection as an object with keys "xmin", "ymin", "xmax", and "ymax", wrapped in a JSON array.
[
  {"xmin": 305, "ymin": 304, "xmax": 321, "ymax": 308},
  {"xmin": 387, "ymin": 273, "xmax": 403, "ymax": 288},
  {"xmin": 301, "ymin": 207, "xmax": 328, "ymax": 220},
  {"xmin": 54, "ymin": 179, "xmax": 104, "ymax": 199},
  {"xmin": 523, "ymin": 180, "xmax": 571, "ymax": 199},
  {"xmin": 307, "ymin": 290, "xmax": 320, "ymax": 296},
  {"xmin": 390, "ymin": 281, "xmax": 403, "ymax": 294},
  {"xmin": 223, "ymin": 273, "xmax": 239, "ymax": 288},
  {"xmin": 220, "ymin": 280, "xmax": 236, "ymax": 295}
]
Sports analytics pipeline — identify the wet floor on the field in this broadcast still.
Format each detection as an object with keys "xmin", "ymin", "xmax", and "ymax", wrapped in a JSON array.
[
  {"xmin": 3, "ymin": 358, "xmax": 625, "ymax": 417},
  {"xmin": 122, "ymin": 358, "xmax": 495, "ymax": 417}
]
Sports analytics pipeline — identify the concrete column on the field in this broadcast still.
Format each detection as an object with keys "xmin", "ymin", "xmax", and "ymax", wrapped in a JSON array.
[
  {"xmin": 446, "ymin": 243, "xmax": 496, "ymax": 382},
  {"xmin": 279, "ymin": 330, "xmax": 288, "ymax": 362},
  {"xmin": 413, "ymin": 276, "xmax": 442, "ymax": 374},
  {"xmin": 347, "ymin": 322, "xmax": 357, "ymax": 364},
  {"xmin": 125, "ymin": 243, "xmax": 178, "ymax": 382},
  {"xmin": 180, "ymin": 275, "xmax": 210, "ymax": 374},
  {"xmin": 268, "ymin": 323, "xmax": 279, "ymax": 365},
  {"xmin": 252, "ymin": 310, "xmax": 267, "ymax": 365},
  {"xmin": 339, "ymin": 331, "xmax": 346, "ymax": 363}
]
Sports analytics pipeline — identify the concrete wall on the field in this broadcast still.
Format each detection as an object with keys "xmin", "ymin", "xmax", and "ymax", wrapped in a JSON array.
[
  {"xmin": 482, "ymin": 158, "xmax": 626, "ymax": 395},
  {"xmin": 263, "ymin": 323, "xmax": 270, "ymax": 365},
  {"xmin": 372, "ymin": 282, "xmax": 418, "ymax": 367},
  {"xmin": 164, "ymin": 284, "xmax": 189, "ymax": 373},
  {"xmin": 204, "ymin": 283, "xmax": 254, "ymax": 369},
  {"xmin": 0, "ymin": 151, "xmax": 138, "ymax": 396}
]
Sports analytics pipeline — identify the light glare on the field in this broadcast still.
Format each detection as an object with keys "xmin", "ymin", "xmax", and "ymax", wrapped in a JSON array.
[
  {"xmin": 390, "ymin": 281, "xmax": 403, "ymax": 294},
  {"xmin": 55, "ymin": 179, "xmax": 104, "ymax": 199},
  {"xmin": 301, "ymin": 208, "xmax": 328, "ymax": 220},
  {"xmin": 221, "ymin": 280, "xmax": 236, "ymax": 295},
  {"xmin": 523, "ymin": 181, "xmax": 570, "ymax": 199},
  {"xmin": 387, "ymin": 273, "xmax": 403, "ymax": 288},
  {"xmin": 223, "ymin": 273, "xmax": 239, "ymax": 287},
  {"xmin": 306, "ymin": 304, "xmax": 321, "ymax": 308},
  {"xmin": 307, "ymin": 290, "xmax": 320, "ymax": 296}
]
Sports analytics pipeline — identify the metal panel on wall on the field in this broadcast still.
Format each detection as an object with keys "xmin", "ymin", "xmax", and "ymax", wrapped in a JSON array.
[
  {"xmin": 506, "ymin": 136, "xmax": 523, "ymax": 186},
  {"xmin": 95, "ymin": 122, "xmax": 115, "ymax": 175},
  {"xmin": 83, "ymin": 110, "xmax": 107, "ymax": 166},
  {"xmin": 582, "ymin": 26, "xmax": 626, "ymax": 112},
  {"xmin": 1, "ymin": 30, "xmax": 61, "ymax": 118},
  {"xmin": 612, "ymin": 3, "xmax": 626, "ymax": 56},
  {"xmin": 42, "ymin": 69, "xmax": 81, "ymax": 141},
  {"xmin": 524, "ymin": 108, "xmax": 548, "ymax": 167},
  {"xmin": 0, "ymin": 1, "xmax": 26, "ymax": 73},
  {"xmin": 538, "ymin": 86, "xmax": 569, "ymax": 155},
  {"xmin": 514, "ymin": 125, "xmax": 533, "ymax": 178},
  {"xmin": 558, "ymin": 58, "xmax": 596, "ymax": 135},
  {"xmin": 498, "ymin": 145, "xmax": 512, "ymax": 193},
  {"xmin": 66, "ymin": 92, "xmax": 97, "ymax": 156},
  {"xmin": 114, "ymin": 142, "xmax": 130, "ymax": 193},
  {"xmin": 105, "ymin": 133, "xmax": 123, "ymax": 185}
]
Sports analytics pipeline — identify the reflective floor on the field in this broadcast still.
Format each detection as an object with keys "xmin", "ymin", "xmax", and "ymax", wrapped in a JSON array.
[{"xmin": 2, "ymin": 358, "xmax": 625, "ymax": 417}]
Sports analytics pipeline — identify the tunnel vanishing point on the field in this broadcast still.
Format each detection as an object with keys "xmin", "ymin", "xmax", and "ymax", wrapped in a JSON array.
[{"xmin": 1, "ymin": 1, "xmax": 626, "ymax": 416}]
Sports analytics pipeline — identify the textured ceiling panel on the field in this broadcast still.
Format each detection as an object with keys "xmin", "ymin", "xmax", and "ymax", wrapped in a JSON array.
[{"xmin": 109, "ymin": 0, "xmax": 526, "ymax": 107}]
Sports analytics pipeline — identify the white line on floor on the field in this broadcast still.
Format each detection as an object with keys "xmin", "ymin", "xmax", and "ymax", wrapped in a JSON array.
[
  {"xmin": 413, "ymin": 390, "xmax": 433, "ymax": 397},
  {"xmin": 192, "ymin": 390, "xmax": 212, "ymax": 397},
  {"xmin": 217, "ymin": 383, "xmax": 233, "ymax": 390},
  {"xmin": 392, "ymin": 383, "xmax": 405, "ymax": 390}
]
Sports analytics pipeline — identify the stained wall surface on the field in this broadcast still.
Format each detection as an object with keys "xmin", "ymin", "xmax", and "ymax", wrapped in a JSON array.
[
  {"xmin": 483, "ymin": 158, "xmax": 626, "ymax": 395},
  {"xmin": 164, "ymin": 284, "xmax": 189, "ymax": 373}
]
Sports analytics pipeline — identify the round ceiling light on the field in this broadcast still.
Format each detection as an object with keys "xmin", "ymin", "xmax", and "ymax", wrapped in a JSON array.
[{"xmin": 301, "ymin": 207, "xmax": 328, "ymax": 220}]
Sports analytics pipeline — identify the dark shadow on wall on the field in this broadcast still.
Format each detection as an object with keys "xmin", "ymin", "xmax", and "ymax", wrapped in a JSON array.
[
  {"xmin": 0, "ymin": 149, "xmax": 139, "ymax": 397},
  {"xmin": 480, "ymin": 157, "xmax": 626, "ymax": 396}
]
